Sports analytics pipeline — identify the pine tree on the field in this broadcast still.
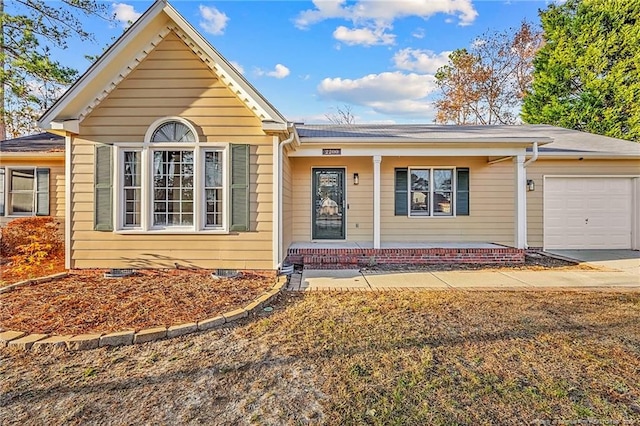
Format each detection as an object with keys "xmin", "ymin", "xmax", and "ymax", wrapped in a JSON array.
[{"xmin": 0, "ymin": 0, "xmax": 108, "ymax": 138}]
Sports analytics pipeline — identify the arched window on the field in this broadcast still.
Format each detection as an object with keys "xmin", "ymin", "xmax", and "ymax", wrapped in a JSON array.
[
  {"xmin": 113, "ymin": 116, "xmax": 241, "ymax": 232},
  {"xmin": 145, "ymin": 117, "xmax": 198, "ymax": 143}
]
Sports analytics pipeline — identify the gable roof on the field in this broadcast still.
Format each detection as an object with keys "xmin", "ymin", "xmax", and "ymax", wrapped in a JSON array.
[
  {"xmin": 0, "ymin": 132, "xmax": 65, "ymax": 153},
  {"xmin": 39, "ymin": 0, "xmax": 286, "ymax": 132},
  {"xmin": 296, "ymin": 124, "xmax": 640, "ymax": 158}
]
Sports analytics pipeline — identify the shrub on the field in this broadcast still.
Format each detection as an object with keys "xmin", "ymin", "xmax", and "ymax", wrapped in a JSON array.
[{"xmin": 0, "ymin": 217, "xmax": 63, "ymax": 265}]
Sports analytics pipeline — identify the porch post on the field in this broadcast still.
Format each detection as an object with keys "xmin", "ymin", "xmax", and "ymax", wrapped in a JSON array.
[
  {"xmin": 373, "ymin": 155, "xmax": 381, "ymax": 249},
  {"xmin": 514, "ymin": 155, "xmax": 526, "ymax": 249}
]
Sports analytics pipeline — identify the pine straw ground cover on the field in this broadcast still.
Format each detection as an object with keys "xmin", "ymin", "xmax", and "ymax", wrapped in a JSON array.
[
  {"xmin": 1, "ymin": 290, "xmax": 640, "ymax": 425},
  {"xmin": 0, "ymin": 270, "xmax": 274, "ymax": 335}
]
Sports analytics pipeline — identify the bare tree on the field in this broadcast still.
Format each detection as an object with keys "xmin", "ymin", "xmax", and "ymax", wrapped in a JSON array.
[
  {"xmin": 434, "ymin": 21, "xmax": 543, "ymax": 125},
  {"xmin": 325, "ymin": 104, "xmax": 356, "ymax": 124}
]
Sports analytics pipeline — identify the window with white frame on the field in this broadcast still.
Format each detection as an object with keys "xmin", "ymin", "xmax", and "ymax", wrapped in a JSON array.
[
  {"xmin": 0, "ymin": 167, "xmax": 50, "ymax": 217},
  {"xmin": 122, "ymin": 151, "xmax": 141, "ymax": 227},
  {"xmin": 101, "ymin": 117, "xmax": 248, "ymax": 233},
  {"xmin": 408, "ymin": 167, "xmax": 454, "ymax": 217},
  {"xmin": 152, "ymin": 150, "xmax": 194, "ymax": 227},
  {"xmin": 204, "ymin": 151, "xmax": 223, "ymax": 227},
  {"xmin": 395, "ymin": 167, "xmax": 469, "ymax": 217}
]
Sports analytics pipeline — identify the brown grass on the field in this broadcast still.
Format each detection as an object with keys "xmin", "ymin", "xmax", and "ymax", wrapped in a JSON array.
[
  {"xmin": 1, "ymin": 290, "xmax": 639, "ymax": 425},
  {"xmin": 0, "ymin": 270, "xmax": 274, "ymax": 334}
]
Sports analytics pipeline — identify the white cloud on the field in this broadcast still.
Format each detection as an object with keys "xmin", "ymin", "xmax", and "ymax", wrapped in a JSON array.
[
  {"xmin": 333, "ymin": 25, "xmax": 395, "ymax": 46},
  {"xmin": 366, "ymin": 99, "xmax": 434, "ymax": 117},
  {"xmin": 199, "ymin": 5, "xmax": 229, "ymax": 35},
  {"xmin": 295, "ymin": 0, "xmax": 478, "ymax": 29},
  {"xmin": 412, "ymin": 28, "xmax": 425, "ymax": 39},
  {"xmin": 318, "ymin": 71, "xmax": 437, "ymax": 117},
  {"xmin": 112, "ymin": 3, "xmax": 141, "ymax": 27},
  {"xmin": 393, "ymin": 48, "xmax": 451, "ymax": 74},
  {"xmin": 256, "ymin": 64, "xmax": 291, "ymax": 79},
  {"xmin": 229, "ymin": 61, "xmax": 244, "ymax": 74}
]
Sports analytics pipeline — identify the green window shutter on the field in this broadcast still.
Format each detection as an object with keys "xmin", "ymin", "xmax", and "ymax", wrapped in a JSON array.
[
  {"xmin": 35, "ymin": 168, "xmax": 50, "ymax": 216},
  {"xmin": 456, "ymin": 168, "xmax": 470, "ymax": 216},
  {"xmin": 394, "ymin": 168, "xmax": 408, "ymax": 216},
  {"xmin": 230, "ymin": 144, "xmax": 249, "ymax": 231},
  {"xmin": 94, "ymin": 144, "xmax": 113, "ymax": 231},
  {"xmin": 0, "ymin": 168, "xmax": 5, "ymax": 216}
]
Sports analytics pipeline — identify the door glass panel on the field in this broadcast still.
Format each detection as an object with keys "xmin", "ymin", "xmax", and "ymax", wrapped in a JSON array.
[{"xmin": 313, "ymin": 169, "xmax": 345, "ymax": 239}]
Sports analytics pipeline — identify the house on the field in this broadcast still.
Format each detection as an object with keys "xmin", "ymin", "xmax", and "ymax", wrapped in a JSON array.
[
  {"xmin": 0, "ymin": 133, "xmax": 66, "ymax": 231},
  {"xmin": 38, "ymin": 0, "xmax": 640, "ymax": 271}
]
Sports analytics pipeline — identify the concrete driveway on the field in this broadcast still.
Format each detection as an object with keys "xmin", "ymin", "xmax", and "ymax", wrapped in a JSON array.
[{"xmin": 545, "ymin": 249, "xmax": 640, "ymax": 277}]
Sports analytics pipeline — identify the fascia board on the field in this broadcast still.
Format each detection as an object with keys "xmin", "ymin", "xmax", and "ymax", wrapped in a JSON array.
[
  {"xmin": 299, "ymin": 137, "xmax": 553, "ymax": 146},
  {"xmin": 537, "ymin": 152, "xmax": 640, "ymax": 159},
  {"xmin": 0, "ymin": 152, "xmax": 65, "ymax": 159}
]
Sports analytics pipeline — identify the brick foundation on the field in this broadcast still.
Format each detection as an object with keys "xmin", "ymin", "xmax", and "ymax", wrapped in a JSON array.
[{"xmin": 286, "ymin": 247, "xmax": 525, "ymax": 268}]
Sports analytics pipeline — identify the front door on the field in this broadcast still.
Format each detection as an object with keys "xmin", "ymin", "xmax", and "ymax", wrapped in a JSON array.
[{"xmin": 312, "ymin": 168, "xmax": 346, "ymax": 240}]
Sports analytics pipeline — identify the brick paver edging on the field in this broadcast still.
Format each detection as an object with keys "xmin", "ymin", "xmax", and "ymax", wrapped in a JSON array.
[{"xmin": 0, "ymin": 274, "xmax": 287, "ymax": 352}]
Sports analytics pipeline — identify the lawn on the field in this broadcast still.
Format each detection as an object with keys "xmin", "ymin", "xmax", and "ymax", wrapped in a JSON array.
[{"xmin": 1, "ymin": 290, "xmax": 639, "ymax": 425}]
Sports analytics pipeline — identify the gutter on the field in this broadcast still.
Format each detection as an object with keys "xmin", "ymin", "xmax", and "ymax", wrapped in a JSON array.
[
  {"xmin": 488, "ymin": 142, "xmax": 540, "ymax": 166},
  {"xmin": 276, "ymin": 126, "xmax": 297, "ymax": 268}
]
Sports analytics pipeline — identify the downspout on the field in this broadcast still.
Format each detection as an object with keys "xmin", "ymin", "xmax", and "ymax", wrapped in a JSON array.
[
  {"xmin": 524, "ymin": 141, "xmax": 538, "ymax": 168},
  {"xmin": 521, "ymin": 141, "xmax": 538, "ymax": 250},
  {"xmin": 277, "ymin": 127, "xmax": 296, "ymax": 268}
]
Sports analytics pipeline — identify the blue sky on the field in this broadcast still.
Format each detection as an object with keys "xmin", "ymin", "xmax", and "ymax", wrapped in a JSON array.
[{"xmin": 54, "ymin": 0, "xmax": 555, "ymax": 124}]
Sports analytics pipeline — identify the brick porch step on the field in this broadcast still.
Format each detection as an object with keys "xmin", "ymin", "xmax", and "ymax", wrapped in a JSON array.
[{"xmin": 287, "ymin": 247, "xmax": 524, "ymax": 268}]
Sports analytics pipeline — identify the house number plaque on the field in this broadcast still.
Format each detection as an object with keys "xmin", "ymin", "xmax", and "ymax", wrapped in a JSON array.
[{"xmin": 322, "ymin": 148, "xmax": 341, "ymax": 155}]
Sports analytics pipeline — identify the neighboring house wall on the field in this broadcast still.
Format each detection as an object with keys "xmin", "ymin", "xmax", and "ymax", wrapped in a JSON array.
[
  {"xmin": 69, "ymin": 31, "xmax": 274, "ymax": 269},
  {"xmin": 0, "ymin": 157, "xmax": 65, "ymax": 235},
  {"xmin": 526, "ymin": 159, "xmax": 640, "ymax": 248},
  {"xmin": 291, "ymin": 156, "xmax": 516, "ymax": 245}
]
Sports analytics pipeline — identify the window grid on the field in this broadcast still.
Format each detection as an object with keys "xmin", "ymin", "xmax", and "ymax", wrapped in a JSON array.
[
  {"xmin": 152, "ymin": 150, "xmax": 194, "ymax": 227},
  {"xmin": 9, "ymin": 169, "xmax": 35, "ymax": 215},
  {"xmin": 410, "ymin": 169, "xmax": 430, "ymax": 216},
  {"xmin": 408, "ymin": 168, "xmax": 455, "ymax": 217},
  {"xmin": 204, "ymin": 150, "xmax": 224, "ymax": 228},
  {"xmin": 123, "ymin": 151, "xmax": 141, "ymax": 227},
  {"xmin": 433, "ymin": 169, "xmax": 453, "ymax": 216}
]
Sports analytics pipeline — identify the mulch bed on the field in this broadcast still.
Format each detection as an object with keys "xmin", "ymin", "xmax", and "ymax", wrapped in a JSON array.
[
  {"xmin": 361, "ymin": 252, "xmax": 589, "ymax": 273},
  {"xmin": 0, "ymin": 269, "xmax": 274, "ymax": 335}
]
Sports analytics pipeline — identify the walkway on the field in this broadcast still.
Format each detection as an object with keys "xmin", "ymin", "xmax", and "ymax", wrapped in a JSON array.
[{"xmin": 287, "ymin": 265, "xmax": 640, "ymax": 292}]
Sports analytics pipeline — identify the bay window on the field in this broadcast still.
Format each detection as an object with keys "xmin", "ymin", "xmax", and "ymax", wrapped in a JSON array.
[{"xmin": 96, "ymin": 117, "xmax": 249, "ymax": 233}]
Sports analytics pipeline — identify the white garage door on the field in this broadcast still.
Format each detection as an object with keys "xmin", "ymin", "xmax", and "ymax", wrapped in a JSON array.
[{"xmin": 544, "ymin": 177, "xmax": 633, "ymax": 249}]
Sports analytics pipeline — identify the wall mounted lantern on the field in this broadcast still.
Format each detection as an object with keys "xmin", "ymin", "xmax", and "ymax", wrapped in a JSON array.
[
  {"xmin": 527, "ymin": 179, "xmax": 535, "ymax": 191},
  {"xmin": 353, "ymin": 173, "xmax": 359, "ymax": 185}
]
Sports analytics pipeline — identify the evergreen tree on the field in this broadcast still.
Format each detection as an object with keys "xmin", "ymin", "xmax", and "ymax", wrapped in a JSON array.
[
  {"xmin": 522, "ymin": 0, "xmax": 640, "ymax": 141},
  {"xmin": 0, "ymin": 0, "xmax": 109, "ymax": 138}
]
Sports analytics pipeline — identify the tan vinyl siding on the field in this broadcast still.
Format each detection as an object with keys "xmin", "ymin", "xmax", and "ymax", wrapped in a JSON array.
[
  {"xmin": 71, "ymin": 31, "xmax": 275, "ymax": 270},
  {"xmin": 526, "ymin": 159, "xmax": 640, "ymax": 248},
  {"xmin": 0, "ymin": 158, "xmax": 65, "ymax": 232},
  {"xmin": 291, "ymin": 156, "xmax": 518, "ymax": 245},
  {"xmin": 291, "ymin": 157, "xmax": 374, "ymax": 243},
  {"xmin": 382, "ymin": 157, "xmax": 515, "ymax": 245},
  {"xmin": 282, "ymin": 148, "xmax": 293, "ymax": 250}
]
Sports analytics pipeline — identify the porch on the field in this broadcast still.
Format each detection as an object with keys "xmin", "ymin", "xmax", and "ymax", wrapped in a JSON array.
[{"xmin": 286, "ymin": 242, "xmax": 525, "ymax": 268}]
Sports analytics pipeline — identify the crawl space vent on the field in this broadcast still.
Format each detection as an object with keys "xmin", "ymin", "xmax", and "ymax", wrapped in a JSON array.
[
  {"xmin": 212, "ymin": 269, "xmax": 240, "ymax": 279},
  {"xmin": 104, "ymin": 269, "xmax": 134, "ymax": 278}
]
